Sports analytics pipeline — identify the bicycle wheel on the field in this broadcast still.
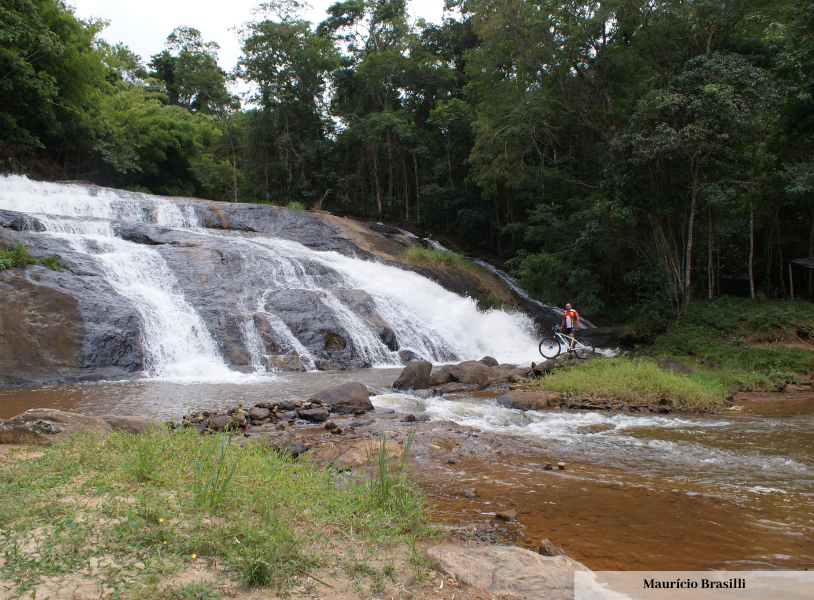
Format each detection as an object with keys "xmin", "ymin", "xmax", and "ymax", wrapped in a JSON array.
[
  {"xmin": 573, "ymin": 337, "xmax": 595, "ymax": 359},
  {"xmin": 538, "ymin": 337, "xmax": 561, "ymax": 359}
]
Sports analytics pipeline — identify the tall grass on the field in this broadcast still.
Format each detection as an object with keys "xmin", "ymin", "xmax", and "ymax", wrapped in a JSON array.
[
  {"xmin": 366, "ymin": 430, "xmax": 424, "ymax": 530},
  {"xmin": 536, "ymin": 356, "xmax": 727, "ymax": 410},
  {"xmin": 192, "ymin": 435, "xmax": 239, "ymax": 512},
  {"xmin": 127, "ymin": 432, "xmax": 162, "ymax": 482}
]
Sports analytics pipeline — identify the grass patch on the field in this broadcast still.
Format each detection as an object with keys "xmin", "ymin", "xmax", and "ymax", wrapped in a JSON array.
[
  {"xmin": 0, "ymin": 429, "xmax": 431, "ymax": 597},
  {"xmin": 399, "ymin": 246, "xmax": 474, "ymax": 272},
  {"xmin": 0, "ymin": 242, "xmax": 61, "ymax": 271},
  {"xmin": 0, "ymin": 242, "xmax": 37, "ymax": 270},
  {"xmin": 647, "ymin": 297, "xmax": 814, "ymax": 382},
  {"xmin": 535, "ymin": 356, "xmax": 728, "ymax": 410},
  {"xmin": 285, "ymin": 201, "xmax": 307, "ymax": 211}
]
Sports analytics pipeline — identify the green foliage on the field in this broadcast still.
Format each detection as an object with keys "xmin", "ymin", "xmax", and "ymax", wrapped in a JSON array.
[
  {"xmin": 0, "ymin": 429, "xmax": 429, "ymax": 596},
  {"xmin": 127, "ymin": 432, "xmax": 162, "ymax": 483},
  {"xmin": 649, "ymin": 297, "xmax": 814, "ymax": 375},
  {"xmin": 192, "ymin": 436, "xmax": 239, "ymax": 512},
  {"xmin": 38, "ymin": 253, "xmax": 59, "ymax": 270},
  {"xmin": 0, "ymin": 243, "xmax": 37, "ymax": 269},
  {"xmin": 535, "ymin": 356, "xmax": 727, "ymax": 410},
  {"xmin": 6, "ymin": 0, "xmax": 814, "ymax": 319},
  {"xmin": 367, "ymin": 430, "xmax": 423, "ymax": 528},
  {"xmin": 400, "ymin": 246, "xmax": 473, "ymax": 271}
]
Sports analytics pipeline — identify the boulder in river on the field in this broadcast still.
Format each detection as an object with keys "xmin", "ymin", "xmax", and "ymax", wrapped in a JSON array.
[
  {"xmin": 392, "ymin": 360, "xmax": 432, "ymax": 390},
  {"xmin": 309, "ymin": 382, "xmax": 373, "ymax": 415},
  {"xmin": 100, "ymin": 415, "xmax": 165, "ymax": 434},
  {"xmin": 497, "ymin": 389, "xmax": 562, "ymax": 411},
  {"xmin": 298, "ymin": 408, "xmax": 329, "ymax": 422},
  {"xmin": 538, "ymin": 539, "xmax": 566, "ymax": 557}
]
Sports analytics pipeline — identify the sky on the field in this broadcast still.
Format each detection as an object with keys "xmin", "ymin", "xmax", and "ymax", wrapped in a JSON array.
[{"xmin": 69, "ymin": 0, "xmax": 449, "ymax": 71}]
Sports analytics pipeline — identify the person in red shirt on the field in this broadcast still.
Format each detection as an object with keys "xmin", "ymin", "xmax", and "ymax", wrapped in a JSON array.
[{"xmin": 561, "ymin": 303, "xmax": 580, "ymax": 351}]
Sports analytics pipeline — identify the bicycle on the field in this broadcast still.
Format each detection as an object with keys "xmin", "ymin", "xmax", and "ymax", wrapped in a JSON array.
[{"xmin": 538, "ymin": 325, "xmax": 596, "ymax": 360}]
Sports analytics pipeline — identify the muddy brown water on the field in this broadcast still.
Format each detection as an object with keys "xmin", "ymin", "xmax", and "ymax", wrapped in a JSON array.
[{"xmin": 1, "ymin": 369, "xmax": 812, "ymax": 571}]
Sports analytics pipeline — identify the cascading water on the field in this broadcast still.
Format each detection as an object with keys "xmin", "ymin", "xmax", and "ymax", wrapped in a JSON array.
[{"xmin": 0, "ymin": 175, "xmax": 543, "ymax": 381}]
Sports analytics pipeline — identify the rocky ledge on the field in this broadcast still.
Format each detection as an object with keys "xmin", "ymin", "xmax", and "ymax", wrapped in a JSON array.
[{"xmin": 393, "ymin": 356, "xmax": 533, "ymax": 395}]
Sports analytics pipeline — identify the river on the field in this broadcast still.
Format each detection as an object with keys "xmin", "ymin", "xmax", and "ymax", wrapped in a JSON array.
[{"xmin": 2, "ymin": 368, "xmax": 812, "ymax": 571}]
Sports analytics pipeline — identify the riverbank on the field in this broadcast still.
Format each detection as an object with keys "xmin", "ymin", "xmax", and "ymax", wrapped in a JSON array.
[{"xmin": 0, "ymin": 426, "xmax": 453, "ymax": 600}]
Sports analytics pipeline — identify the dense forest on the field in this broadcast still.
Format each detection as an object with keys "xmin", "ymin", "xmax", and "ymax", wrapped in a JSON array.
[{"xmin": 2, "ymin": 0, "xmax": 814, "ymax": 328}]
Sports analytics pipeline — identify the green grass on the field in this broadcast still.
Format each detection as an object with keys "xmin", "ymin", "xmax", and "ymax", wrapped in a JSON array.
[
  {"xmin": 399, "ymin": 246, "xmax": 474, "ymax": 271},
  {"xmin": 535, "ymin": 356, "xmax": 728, "ymax": 410},
  {"xmin": 0, "ymin": 242, "xmax": 60, "ymax": 271},
  {"xmin": 285, "ymin": 201, "xmax": 307, "ymax": 211},
  {"xmin": 648, "ymin": 297, "xmax": 814, "ymax": 378},
  {"xmin": 0, "ymin": 429, "xmax": 431, "ymax": 597},
  {"xmin": 0, "ymin": 242, "xmax": 37, "ymax": 270}
]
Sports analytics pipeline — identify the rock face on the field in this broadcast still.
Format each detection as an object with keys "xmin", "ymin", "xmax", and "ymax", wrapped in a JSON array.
[
  {"xmin": 0, "ymin": 409, "xmax": 112, "ymax": 445},
  {"xmin": 392, "ymin": 360, "xmax": 432, "ymax": 390},
  {"xmin": 429, "ymin": 545, "xmax": 591, "ymax": 600},
  {"xmin": 309, "ymin": 383, "xmax": 373, "ymax": 415},
  {"xmin": 393, "ymin": 360, "xmax": 533, "ymax": 395},
  {"xmin": 0, "ymin": 180, "xmax": 568, "ymax": 385}
]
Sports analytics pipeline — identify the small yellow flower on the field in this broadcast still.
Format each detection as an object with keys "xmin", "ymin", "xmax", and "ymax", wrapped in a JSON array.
[
  {"xmin": 191, "ymin": 554, "xmax": 196, "ymax": 559},
  {"xmin": 158, "ymin": 518, "xmax": 164, "ymax": 523},
  {"xmin": 163, "ymin": 541, "xmax": 167, "ymax": 545}
]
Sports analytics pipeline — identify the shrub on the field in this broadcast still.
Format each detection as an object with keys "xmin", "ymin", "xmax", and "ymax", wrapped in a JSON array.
[{"xmin": 0, "ymin": 243, "xmax": 37, "ymax": 270}]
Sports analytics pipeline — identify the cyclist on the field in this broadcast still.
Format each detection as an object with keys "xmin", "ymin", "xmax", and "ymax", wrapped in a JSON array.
[{"xmin": 560, "ymin": 303, "xmax": 580, "ymax": 351}]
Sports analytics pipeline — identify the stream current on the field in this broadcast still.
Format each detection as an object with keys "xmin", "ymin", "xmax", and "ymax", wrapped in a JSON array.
[{"xmin": 1, "ymin": 370, "xmax": 812, "ymax": 571}]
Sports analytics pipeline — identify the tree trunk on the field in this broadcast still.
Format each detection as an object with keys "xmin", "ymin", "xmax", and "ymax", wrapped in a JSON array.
[
  {"xmin": 413, "ymin": 152, "xmax": 420, "ymax": 224},
  {"xmin": 224, "ymin": 116, "xmax": 238, "ymax": 202},
  {"xmin": 776, "ymin": 207, "xmax": 785, "ymax": 295},
  {"xmin": 708, "ymin": 205, "xmax": 714, "ymax": 299},
  {"xmin": 684, "ymin": 164, "xmax": 700, "ymax": 305},
  {"xmin": 749, "ymin": 196, "xmax": 755, "ymax": 298},
  {"xmin": 372, "ymin": 146, "xmax": 382, "ymax": 216}
]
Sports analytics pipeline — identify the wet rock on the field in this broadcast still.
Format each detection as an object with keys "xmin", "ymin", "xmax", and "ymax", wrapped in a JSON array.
[
  {"xmin": 309, "ymin": 382, "xmax": 373, "ymax": 415},
  {"xmin": 398, "ymin": 349, "xmax": 420, "ymax": 363},
  {"xmin": 248, "ymin": 407, "xmax": 271, "ymax": 420},
  {"xmin": 497, "ymin": 390, "xmax": 562, "ymax": 411},
  {"xmin": 393, "ymin": 360, "xmax": 432, "ymax": 391},
  {"xmin": 0, "ymin": 409, "xmax": 112, "ymax": 445},
  {"xmin": 429, "ymin": 545, "xmax": 591, "ymax": 600},
  {"xmin": 531, "ymin": 359, "xmax": 560, "ymax": 375},
  {"xmin": 101, "ymin": 415, "xmax": 165, "ymax": 434},
  {"xmin": 575, "ymin": 424, "xmax": 613, "ymax": 434},
  {"xmin": 431, "ymin": 360, "xmax": 497, "ymax": 387},
  {"xmin": 495, "ymin": 509, "xmax": 517, "ymax": 522},
  {"xmin": 557, "ymin": 462, "xmax": 566, "ymax": 470},
  {"xmin": 443, "ymin": 382, "xmax": 475, "ymax": 393},
  {"xmin": 479, "ymin": 356, "xmax": 499, "ymax": 367},
  {"xmin": 298, "ymin": 408, "xmax": 329, "ymax": 423},
  {"xmin": 538, "ymin": 539, "xmax": 566, "ymax": 557},
  {"xmin": 277, "ymin": 401, "xmax": 296, "ymax": 411},
  {"xmin": 276, "ymin": 410, "xmax": 298, "ymax": 421},
  {"xmin": 463, "ymin": 488, "xmax": 477, "ymax": 498},
  {"xmin": 402, "ymin": 413, "xmax": 431, "ymax": 423},
  {"xmin": 207, "ymin": 414, "xmax": 234, "ymax": 432},
  {"xmin": 324, "ymin": 421, "xmax": 342, "ymax": 434}
]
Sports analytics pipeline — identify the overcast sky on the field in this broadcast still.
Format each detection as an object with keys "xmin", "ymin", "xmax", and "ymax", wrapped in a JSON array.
[{"xmin": 70, "ymin": 0, "xmax": 449, "ymax": 71}]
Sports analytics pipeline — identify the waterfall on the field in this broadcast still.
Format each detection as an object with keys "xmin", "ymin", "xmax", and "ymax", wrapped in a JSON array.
[
  {"xmin": 0, "ymin": 176, "xmax": 237, "ymax": 381},
  {"xmin": 1, "ymin": 175, "xmax": 543, "ymax": 382}
]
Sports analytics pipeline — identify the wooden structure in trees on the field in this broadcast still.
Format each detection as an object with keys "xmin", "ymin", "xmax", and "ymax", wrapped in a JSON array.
[{"xmin": 789, "ymin": 258, "xmax": 814, "ymax": 300}]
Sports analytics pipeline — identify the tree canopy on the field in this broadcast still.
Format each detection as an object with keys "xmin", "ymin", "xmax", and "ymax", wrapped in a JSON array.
[{"xmin": 3, "ymin": 0, "xmax": 814, "ymax": 328}]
